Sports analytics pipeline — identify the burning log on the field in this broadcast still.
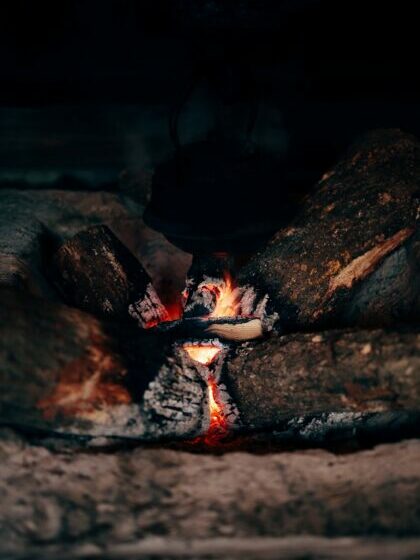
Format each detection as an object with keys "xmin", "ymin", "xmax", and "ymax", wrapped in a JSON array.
[
  {"xmin": 1, "ymin": 286, "xmax": 419, "ymax": 445},
  {"xmin": 51, "ymin": 224, "xmax": 167, "ymax": 326},
  {"xmin": 226, "ymin": 328, "xmax": 420, "ymax": 435},
  {"xmin": 240, "ymin": 129, "xmax": 420, "ymax": 330},
  {"xmin": 0, "ymin": 288, "xmax": 229, "ymax": 441}
]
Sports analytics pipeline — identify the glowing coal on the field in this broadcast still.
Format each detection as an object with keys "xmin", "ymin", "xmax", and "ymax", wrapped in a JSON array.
[{"xmin": 183, "ymin": 344, "xmax": 222, "ymax": 365}]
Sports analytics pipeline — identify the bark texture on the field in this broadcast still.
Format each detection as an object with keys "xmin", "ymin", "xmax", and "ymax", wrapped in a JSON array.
[
  {"xmin": 51, "ymin": 225, "xmax": 155, "ymax": 321},
  {"xmin": 240, "ymin": 129, "xmax": 420, "ymax": 330},
  {"xmin": 226, "ymin": 329, "xmax": 420, "ymax": 431},
  {"xmin": 0, "ymin": 188, "xmax": 191, "ymax": 311},
  {"xmin": 1, "ymin": 432, "xmax": 420, "ymax": 556}
]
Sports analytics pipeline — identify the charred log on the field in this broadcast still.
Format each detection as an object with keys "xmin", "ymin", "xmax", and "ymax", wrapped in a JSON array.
[
  {"xmin": 1, "ymin": 288, "xmax": 419, "ymax": 445},
  {"xmin": 0, "ymin": 288, "xmax": 216, "ymax": 441},
  {"xmin": 51, "ymin": 224, "xmax": 164, "ymax": 325},
  {"xmin": 0, "ymin": 191, "xmax": 57, "ymax": 298},
  {"xmin": 226, "ymin": 329, "xmax": 420, "ymax": 432},
  {"xmin": 240, "ymin": 129, "xmax": 420, "ymax": 331}
]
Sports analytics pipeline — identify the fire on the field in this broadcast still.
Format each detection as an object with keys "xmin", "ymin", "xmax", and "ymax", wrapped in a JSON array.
[
  {"xmin": 183, "ymin": 344, "xmax": 221, "ymax": 365},
  {"xmin": 204, "ymin": 272, "xmax": 241, "ymax": 318},
  {"xmin": 206, "ymin": 375, "xmax": 229, "ymax": 444}
]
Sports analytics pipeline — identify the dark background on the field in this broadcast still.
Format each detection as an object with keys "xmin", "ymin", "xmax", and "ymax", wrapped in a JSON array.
[{"xmin": 1, "ymin": 0, "xmax": 419, "ymax": 198}]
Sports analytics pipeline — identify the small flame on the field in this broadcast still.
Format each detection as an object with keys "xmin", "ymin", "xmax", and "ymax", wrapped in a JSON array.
[
  {"xmin": 204, "ymin": 272, "xmax": 241, "ymax": 318},
  {"xmin": 206, "ymin": 375, "xmax": 229, "ymax": 444},
  {"xmin": 183, "ymin": 344, "xmax": 221, "ymax": 366}
]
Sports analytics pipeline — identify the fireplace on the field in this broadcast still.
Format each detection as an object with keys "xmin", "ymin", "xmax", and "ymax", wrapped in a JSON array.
[{"xmin": 1, "ymin": 1, "xmax": 420, "ymax": 558}]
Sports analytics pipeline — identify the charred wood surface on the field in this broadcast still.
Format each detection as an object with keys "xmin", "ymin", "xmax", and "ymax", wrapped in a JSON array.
[
  {"xmin": 226, "ymin": 329, "xmax": 420, "ymax": 432},
  {"xmin": 0, "ymin": 288, "xmax": 206, "ymax": 440},
  {"xmin": 1, "ymin": 432, "xmax": 420, "ymax": 554},
  {"xmin": 1, "ymin": 289, "xmax": 419, "ymax": 444},
  {"xmin": 51, "ymin": 225, "xmax": 154, "ymax": 321},
  {"xmin": 0, "ymin": 191, "xmax": 57, "ymax": 298},
  {"xmin": 240, "ymin": 129, "xmax": 420, "ymax": 330}
]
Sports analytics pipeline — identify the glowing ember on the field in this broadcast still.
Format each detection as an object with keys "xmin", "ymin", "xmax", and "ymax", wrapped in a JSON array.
[
  {"xmin": 183, "ymin": 344, "xmax": 221, "ymax": 365},
  {"xmin": 144, "ymin": 302, "xmax": 183, "ymax": 329},
  {"xmin": 205, "ymin": 375, "xmax": 229, "ymax": 444},
  {"xmin": 37, "ymin": 345, "xmax": 131, "ymax": 421},
  {"xmin": 204, "ymin": 271, "xmax": 242, "ymax": 318}
]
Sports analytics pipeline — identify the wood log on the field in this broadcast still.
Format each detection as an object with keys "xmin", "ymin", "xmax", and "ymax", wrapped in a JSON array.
[
  {"xmin": 1, "ymin": 287, "xmax": 419, "ymax": 445},
  {"xmin": 226, "ymin": 329, "xmax": 420, "ymax": 432},
  {"xmin": 51, "ymin": 224, "xmax": 162, "ymax": 324},
  {"xmin": 0, "ymin": 190, "xmax": 57, "ymax": 298},
  {"xmin": 240, "ymin": 129, "xmax": 420, "ymax": 331},
  {"xmin": 7, "ymin": 537, "xmax": 420, "ymax": 560},
  {"xmin": 1, "ymin": 433, "xmax": 420, "ymax": 553},
  {"xmin": 0, "ymin": 288, "xmax": 208, "ymax": 441}
]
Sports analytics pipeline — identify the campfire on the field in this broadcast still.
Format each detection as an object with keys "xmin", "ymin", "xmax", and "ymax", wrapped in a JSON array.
[{"xmin": 0, "ymin": 129, "xmax": 414, "ymax": 452}]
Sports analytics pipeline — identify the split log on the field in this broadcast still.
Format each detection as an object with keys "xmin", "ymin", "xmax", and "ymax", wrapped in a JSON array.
[
  {"xmin": 1, "ymin": 434, "xmax": 420, "ymax": 553},
  {"xmin": 51, "ymin": 224, "xmax": 164, "ymax": 324},
  {"xmin": 154, "ymin": 316, "xmax": 263, "ymax": 341},
  {"xmin": 226, "ymin": 329, "xmax": 420, "ymax": 433},
  {"xmin": 240, "ymin": 129, "xmax": 420, "ymax": 330}
]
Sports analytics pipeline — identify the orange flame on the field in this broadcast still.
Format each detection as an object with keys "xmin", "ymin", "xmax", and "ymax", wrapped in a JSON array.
[
  {"xmin": 204, "ymin": 272, "xmax": 241, "ymax": 318},
  {"xmin": 183, "ymin": 344, "xmax": 221, "ymax": 366},
  {"xmin": 205, "ymin": 375, "xmax": 229, "ymax": 444}
]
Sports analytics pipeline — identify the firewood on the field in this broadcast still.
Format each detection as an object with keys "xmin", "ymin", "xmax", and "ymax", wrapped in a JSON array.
[
  {"xmin": 0, "ymin": 191, "xmax": 57, "ymax": 298},
  {"xmin": 1, "ymin": 288, "xmax": 419, "ymax": 445},
  {"xmin": 51, "ymin": 224, "xmax": 164, "ymax": 325},
  {"xmin": 0, "ymin": 288, "xmax": 204, "ymax": 441},
  {"xmin": 1, "ymin": 435, "xmax": 420, "ymax": 552},
  {"xmin": 240, "ymin": 129, "xmax": 420, "ymax": 331},
  {"xmin": 226, "ymin": 328, "xmax": 420, "ymax": 433}
]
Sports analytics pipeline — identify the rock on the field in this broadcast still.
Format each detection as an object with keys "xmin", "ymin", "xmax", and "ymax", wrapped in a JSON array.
[{"xmin": 240, "ymin": 129, "xmax": 420, "ymax": 330}]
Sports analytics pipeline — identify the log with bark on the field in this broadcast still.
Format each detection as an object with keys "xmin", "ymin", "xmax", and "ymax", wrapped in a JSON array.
[
  {"xmin": 0, "ymin": 287, "xmax": 206, "ymax": 441},
  {"xmin": 51, "ymin": 224, "xmax": 168, "ymax": 326},
  {"xmin": 0, "ymin": 191, "xmax": 57, "ymax": 298},
  {"xmin": 1, "ymin": 431, "xmax": 420, "ymax": 557},
  {"xmin": 225, "ymin": 329, "xmax": 420, "ymax": 437},
  {"xmin": 240, "ymin": 129, "xmax": 420, "ymax": 331}
]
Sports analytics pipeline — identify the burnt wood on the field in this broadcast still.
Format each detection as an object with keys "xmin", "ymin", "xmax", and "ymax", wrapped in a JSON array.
[
  {"xmin": 226, "ymin": 329, "xmax": 420, "ymax": 433},
  {"xmin": 51, "ymin": 224, "xmax": 154, "ymax": 321},
  {"xmin": 240, "ymin": 129, "xmax": 420, "ymax": 330},
  {"xmin": 1, "ymin": 287, "xmax": 419, "ymax": 445},
  {"xmin": 0, "ymin": 288, "xmax": 205, "ymax": 441}
]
